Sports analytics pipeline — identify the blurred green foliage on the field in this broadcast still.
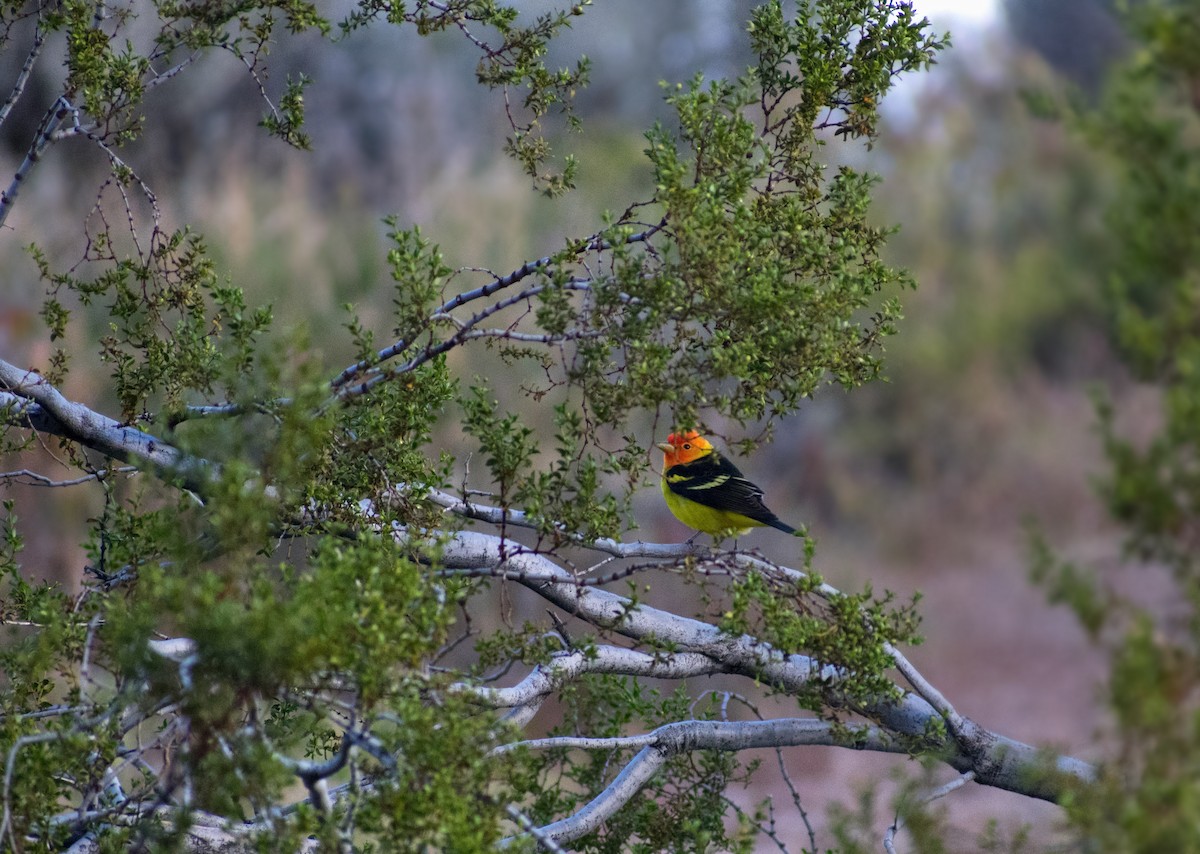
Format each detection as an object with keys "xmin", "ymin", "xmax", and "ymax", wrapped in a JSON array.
[{"xmin": 1039, "ymin": 2, "xmax": 1200, "ymax": 850}]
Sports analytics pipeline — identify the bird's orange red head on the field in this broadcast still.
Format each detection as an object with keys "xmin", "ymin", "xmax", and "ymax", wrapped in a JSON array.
[{"xmin": 656, "ymin": 430, "xmax": 714, "ymax": 469}]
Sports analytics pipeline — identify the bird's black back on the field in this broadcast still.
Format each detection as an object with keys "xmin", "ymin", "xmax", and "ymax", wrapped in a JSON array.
[{"xmin": 664, "ymin": 451, "xmax": 795, "ymax": 533}]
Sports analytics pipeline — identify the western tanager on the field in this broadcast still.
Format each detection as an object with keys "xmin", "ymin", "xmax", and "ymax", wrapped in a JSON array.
[{"xmin": 657, "ymin": 430, "xmax": 799, "ymax": 539}]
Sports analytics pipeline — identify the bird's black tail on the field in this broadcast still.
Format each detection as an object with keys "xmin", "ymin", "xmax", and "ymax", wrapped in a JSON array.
[{"xmin": 767, "ymin": 516, "xmax": 798, "ymax": 535}]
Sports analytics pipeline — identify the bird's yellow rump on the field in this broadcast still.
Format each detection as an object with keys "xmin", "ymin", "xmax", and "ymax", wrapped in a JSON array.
[{"xmin": 657, "ymin": 430, "xmax": 799, "ymax": 540}]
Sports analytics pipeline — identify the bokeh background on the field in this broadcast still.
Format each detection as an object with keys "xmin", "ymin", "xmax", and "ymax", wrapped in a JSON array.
[{"xmin": 0, "ymin": 0, "xmax": 1143, "ymax": 848}]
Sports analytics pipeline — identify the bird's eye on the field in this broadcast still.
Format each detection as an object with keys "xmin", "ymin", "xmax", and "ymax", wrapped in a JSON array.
[{"xmin": 682, "ymin": 443, "xmax": 691, "ymax": 450}]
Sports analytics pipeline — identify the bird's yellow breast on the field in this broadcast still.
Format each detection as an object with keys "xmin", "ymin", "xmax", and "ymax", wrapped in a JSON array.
[{"xmin": 660, "ymin": 477, "xmax": 758, "ymax": 537}]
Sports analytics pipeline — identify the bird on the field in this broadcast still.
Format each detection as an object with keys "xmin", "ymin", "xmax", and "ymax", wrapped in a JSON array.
[{"xmin": 656, "ymin": 430, "xmax": 800, "ymax": 541}]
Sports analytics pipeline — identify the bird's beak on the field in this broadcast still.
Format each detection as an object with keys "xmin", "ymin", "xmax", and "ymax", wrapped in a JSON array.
[{"xmin": 655, "ymin": 442, "xmax": 674, "ymax": 453}]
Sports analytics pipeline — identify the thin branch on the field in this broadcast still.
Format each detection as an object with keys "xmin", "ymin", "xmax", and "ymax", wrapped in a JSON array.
[
  {"xmin": 0, "ymin": 466, "xmax": 135, "ymax": 487},
  {"xmin": 330, "ymin": 218, "xmax": 664, "ymax": 391},
  {"xmin": 0, "ymin": 20, "xmax": 45, "ymax": 132},
  {"xmin": 883, "ymin": 640, "xmax": 968, "ymax": 740},
  {"xmin": 502, "ymin": 718, "xmax": 892, "ymax": 847},
  {"xmin": 56, "ymin": 806, "xmax": 323, "ymax": 852},
  {"xmin": 427, "ymin": 0, "xmax": 494, "ymax": 53},
  {"xmin": 494, "ymin": 733, "xmax": 658, "ymax": 754},
  {"xmin": 342, "ymin": 728, "xmax": 398, "ymax": 775},
  {"xmin": 703, "ymin": 688, "xmax": 817, "ymax": 851},
  {"xmin": 0, "ymin": 360, "xmax": 212, "ymax": 492},
  {"xmin": 223, "ymin": 41, "xmax": 281, "ymax": 126},
  {"xmin": 145, "ymin": 52, "xmax": 199, "ymax": 90},
  {"xmin": 277, "ymin": 738, "xmax": 352, "ymax": 785},
  {"xmin": 1, "ymin": 704, "xmax": 88, "ymax": 722},
  {"xmin": 504, "ymin": 804, "xmax": 568, "ymax": 854},
  {"xmin": 331, "ymin": 267, "xmax": 560, "ymax": 391},
  {"xmin": 426, "ymin": 487, "xmax": 699, "ymax": 559},
  {"xmin": 0, "ymin": 96, "xmax": 70, "ymax": 229},
  {"xmin": 721, "ymin": 794, "xmax": 789, "ymax": 853},
  {"xmin": 278, "ymin": 738, "xmax": 353, "ymax": 852},
  {"xmin": 56, "ymin": 102, "xmax": 162, "ymax": 232},
  {"xmin": 458, "ymin": 645, "xmax": 721, "ymax": 728},
  {"xmin": 334, "ymin": 281, "xmax": 591, "ymax": 400},
  {"xmin": 457, "ymin": 327, "xmax": 605, "ymax": 345},
  {"xmin": 435, "ymin": 560, "xmax": 702, "ymax": 588},
  {"xmin": 775, "ymin": 737, "xmax": 817, "ymax": 852},
  {"xmin": 165, "ymin": 399, "xmax": 294, "ymax": 428},
  {"xmin": 883, "ymin": 771, "xmax": 976, "ymax": 854}
]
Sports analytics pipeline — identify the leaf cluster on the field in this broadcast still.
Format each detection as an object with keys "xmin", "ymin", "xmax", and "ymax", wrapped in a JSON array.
[
  {"xmin": 34, "ymin": 227, "xmax": 272, "ymax": 421},
  {"xmin": 721, "ymin": 571, "xmax": 921, "ymax": 712},
  {"xmin": 340, "ymin": 0, "xmax": 591, "ymax": 193}
]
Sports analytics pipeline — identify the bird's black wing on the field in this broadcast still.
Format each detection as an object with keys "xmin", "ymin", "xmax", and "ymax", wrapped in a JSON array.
[{"xmin": 665, "ymin": 452, "xmax": 795, "ymax": 532}]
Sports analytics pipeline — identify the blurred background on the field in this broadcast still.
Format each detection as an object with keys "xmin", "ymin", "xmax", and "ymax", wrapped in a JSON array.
[{"xmin": 0, "ymin": 0, "xmax": 1141, "ymax": 848}]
